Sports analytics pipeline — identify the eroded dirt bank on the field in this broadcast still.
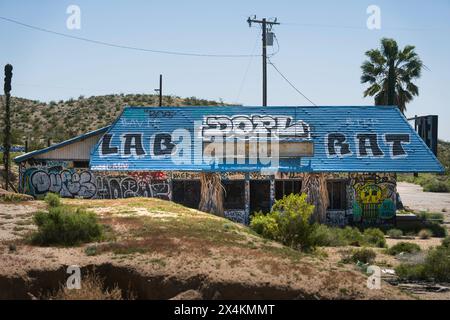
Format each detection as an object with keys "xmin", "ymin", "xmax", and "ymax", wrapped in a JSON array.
[{"xmin": 0, "ymin": 198, "xmax": 410, "ymax": 300}]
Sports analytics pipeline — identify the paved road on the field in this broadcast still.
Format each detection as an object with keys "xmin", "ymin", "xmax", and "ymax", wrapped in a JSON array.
[{"xmin": 397, "ymin": 182, "xmax": 450, "ymax": 219}]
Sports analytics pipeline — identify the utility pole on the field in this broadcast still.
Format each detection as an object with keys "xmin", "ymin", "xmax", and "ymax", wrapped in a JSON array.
[
  {"xmin": 155, "ymin": 74, "xmax": 163, "ymax": 106},
  {"xmin": 3, "ymin": 64, "xmax": 12, "ymax": 191},
  {"xmin": 247, "ymin": 16, "xmax": 279, "ymax": 106}
]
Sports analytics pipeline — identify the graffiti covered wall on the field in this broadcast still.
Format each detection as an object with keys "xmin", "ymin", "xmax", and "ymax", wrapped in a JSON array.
[
  {"xmin": 19, "ymin": 160, "xmax": 397, "ymax": 226},
  {"xmin": 350, "ymin": 173, "xmax": 396, "ymax": 224},
  {"xmin": 19, "ymin": 160, "xmax": 170, "ymax": 200}
]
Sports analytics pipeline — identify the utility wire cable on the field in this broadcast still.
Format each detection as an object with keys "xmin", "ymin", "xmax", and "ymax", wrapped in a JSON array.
[
  {"xmin": 267, "ymin": 57, "xmax": 317, "ymax": 106},
  {"xmin": 235, "ymin": 35, "xmax": 259, "ymax": 103},
  {"xmin": 0, "ymin": 16, "xmax": 259, "ymax": 58}
]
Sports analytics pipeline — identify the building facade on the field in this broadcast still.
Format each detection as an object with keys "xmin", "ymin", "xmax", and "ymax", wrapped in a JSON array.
[{"xmin": 15, "ymin": 106, "xmax": 444, "ymax": 226}]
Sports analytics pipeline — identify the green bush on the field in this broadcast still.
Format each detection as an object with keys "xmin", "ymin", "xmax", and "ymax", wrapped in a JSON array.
[
  {"xmin": 417, "ymin": 212, "xmax": 444, "ymax": 224},
  {"xmin": 250, "ymin": 193, "xmax": 316, "ymax": 251},
  {"xmin": 423, "ymin": 246, "xmax": 450, "ymax": 281},
  {"xmin": 387, "ymin": 229, "xmax": 403, "ymax": 239},
  {"xmin": 31, "ymin": 206, "xmax": 103, "ymax": 246},
  {"xmin": 351, "ymin": 248, "xmax": 376, "ymax": 264},
  {"xmin": 418, "ymin": 229, "xmax": 433, "ymax": 239},
  {"xmin": 386, "ymin": 242, "xmax": 421, "ymax": 256},
  {"xmin": 423, "ymin": 181, "xmax": 450, "ymax": 193},
  {"xmin": 341, "ymin": 226, "xmax": 365, "ymax": 246},
  {"xmin": 424, "ymin": 223, "xmax": 447, "ymax": 238},
  {"xmin": 395, "ymin": 264, "xmax": 426, "ymax": 280},
  {"xmin": 250, "ymin": 211, "xmax": 279, "ymax": 240},
  {"xmin": 363, "ymin": 228, "xmax": 386, "ymax": 248},
  {"xmin": 396, "ymin": 243, "xmax": 450, "ymax": 282},
  {"xmin": 44, "ymin": 192, "xmax": 61, "ymax": 207},
  {"xmin": 311, "ymin": 224, "xmax": 346, "ymax": 247},
  {"xmin": 441, "ymin": 236, "xmax": 450, "ymax": 248}
]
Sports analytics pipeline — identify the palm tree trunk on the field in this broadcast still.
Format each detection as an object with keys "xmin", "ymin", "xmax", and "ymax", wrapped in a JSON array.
[
  {"xmin": 301, "ymin": 173, "xmax": 329, "ymax": 223},
  {"xmin": 387, "ymin": 61, "xmax": 396, "ymax": 106},
  {"xmin": 199, "ymin": 172, "xmax": 224, "ymax": 217}
]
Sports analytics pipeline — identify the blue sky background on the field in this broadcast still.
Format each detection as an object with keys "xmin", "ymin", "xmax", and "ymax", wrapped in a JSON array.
[{"xmin": 1, "ymin": 0, "xmax": 449, "ymax": 140}]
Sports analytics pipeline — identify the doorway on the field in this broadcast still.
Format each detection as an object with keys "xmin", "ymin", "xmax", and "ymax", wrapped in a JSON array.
[{"xmin": 250, "ymin": 180, "xmax": 271, "ymax": 214}]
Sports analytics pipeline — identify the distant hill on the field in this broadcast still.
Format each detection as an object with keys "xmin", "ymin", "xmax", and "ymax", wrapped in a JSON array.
[
  {"xmin": 438, "ymin": 140, "xmax": 450, "ymax": 173},
  {"xmin": 0, "ymin": 94, "xmax": 228, "ymax": 151}
]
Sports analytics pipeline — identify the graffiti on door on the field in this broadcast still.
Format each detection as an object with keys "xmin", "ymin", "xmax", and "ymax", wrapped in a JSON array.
[{"xmin": 350, "ymin": 173, "xmax": 396, "ymax": 223}]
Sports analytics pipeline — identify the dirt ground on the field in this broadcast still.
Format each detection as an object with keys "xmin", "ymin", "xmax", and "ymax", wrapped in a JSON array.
[
  {"xmin": 0, "ymin": 198, "xmax": 412, "ymax": 300},
  {"xmin": 397, "ymin": 182, "xmax": 450, "ymax": 221}
]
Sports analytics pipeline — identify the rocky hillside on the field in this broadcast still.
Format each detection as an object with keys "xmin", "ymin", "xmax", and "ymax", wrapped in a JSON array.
[{"xmin": 0, "ymin": 94, "xmax": 227, "ymax": 151}]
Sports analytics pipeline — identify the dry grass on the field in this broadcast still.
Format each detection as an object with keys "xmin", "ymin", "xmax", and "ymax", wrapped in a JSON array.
[{"xmin": 47, "ymin": 272, "xmax": 127, "ymax": 300}]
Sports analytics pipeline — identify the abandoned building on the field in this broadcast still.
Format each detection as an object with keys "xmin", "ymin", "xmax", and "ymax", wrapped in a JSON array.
[{"xmin": 14, "ymin": 106, "xmax": 444, "ymax": 226}]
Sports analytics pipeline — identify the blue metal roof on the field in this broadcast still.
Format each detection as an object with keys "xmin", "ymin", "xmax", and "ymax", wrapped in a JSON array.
[
  {"xmin": 89, "ymin": 106, "xmax": 444, "ymax": 173},
  {"xmin": 14, "ymin": 126, "xmax": 110, "ymax": 163}
]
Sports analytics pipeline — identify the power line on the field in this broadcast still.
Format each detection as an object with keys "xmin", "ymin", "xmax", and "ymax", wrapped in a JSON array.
[
  {"xmin": 267, "ymin": 58, "xmax": 317, "ymax": 106},
  {"xmin": 0, "ymin": 16, "xmax": 259, "ymax": 58},
  {"xmin": 235, "ymin": 35, "xmax": 259, "ymax": 103},
  {"xmin": 280, "ymin": 21, "xmax": 444, "ymax": 32}
]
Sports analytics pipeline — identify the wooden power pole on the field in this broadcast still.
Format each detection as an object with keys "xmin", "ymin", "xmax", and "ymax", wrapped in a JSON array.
[
  {"xmin": 155, "ymin": 74, "xmax": 163, "ymax": 106},
  {"xmin": 3, "ymin": 64, "xmax": 13, "ymax": 190},
  {"xmin": 247, "ymin": 16, "xmax": 279, "ymax": 106}
]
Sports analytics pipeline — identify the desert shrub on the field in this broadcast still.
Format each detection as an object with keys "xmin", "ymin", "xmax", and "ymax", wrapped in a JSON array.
[
  {"xmin": 311, "ymin": 225, "xmax": 346, "ymax": 247},
  {"xmin": 31, "ymin": 206, "xmax": 103, "ymax": 246},
  {"xmin": 250, "ymin": 212, "xmax": 278, "ymax": 240},
  {"xmin": 350, "ymin": 248, "xmax": 376, "ymax": 264},
  {"xmin": 418, "ymin": 229, "xmax": 433, "ymax": 239},
  {"xmin": 417, "ymin": 212, "xmax": 444, "ymax": 224},
  {"xmin": 0, "ymin": 192, "xmax": 32, "ymax": 202},
  {"xmin": 387, "ymin": 242, "xmax": 421, "ymax": 256},
  {"xmin": 423, "ymin": 246, "xmax": 450, "ymax": 281},
  {"xmin": 363, "ymin": 228, "xmax": 386, "ymax": 248},
  {"xmin": 395, "ymin": 221, "xmax": 447, "ymax": 238},
  {"xmin": 441, "ymin": 236, "xmax": 450, "ymax": 248},
  {"xmin": 341, "ymin": 226, "xmax": 365, "ymax": 246},
  {"xmin": 44, "ymin": 192, "xmax": 61, "ymax": 207},
  {"xmin": 423, "ymin": 181, "xmax": 450, "ymax": 193},
  {"xmin": 387, "ymin": 229, "xmax": 403, "ymax": 239},
  {"xmin": 395, "ymin": 264, "xmax": 426, "ymax": 280},
  {"xmin": 396, "ymin": 243, "xmax": 450, "ymax": 282},
  {"xmin": 250, "ymin": 193, "xmax": 316, "ymax": 251},
  {"xmin": 424, "ymin": 223, "xmax": 447, "ymax": 238},
  {"xmin": 398, "ymin": 173, "xmax": 450, "ymax": 193}
]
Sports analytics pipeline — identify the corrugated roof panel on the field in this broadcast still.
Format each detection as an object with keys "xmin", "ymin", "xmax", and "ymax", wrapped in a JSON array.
[
  {"xmin": 89, "ymin": 106, "xmax": 444, "ymax": 173},
  {"xmin": 14, "ymin": 126, "xmax": 110, "ymax": 163}
]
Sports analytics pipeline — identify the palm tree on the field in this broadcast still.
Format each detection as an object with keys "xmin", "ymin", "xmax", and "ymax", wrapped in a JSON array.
[{"xmin": 361, "ymin": 38, "xmax": 423, "ymax": 114}]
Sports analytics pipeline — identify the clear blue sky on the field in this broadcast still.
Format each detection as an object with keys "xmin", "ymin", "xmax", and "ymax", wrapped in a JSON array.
[{"xmin": 1, "ymin": 0, "xmax": 449, "ymax": 140}]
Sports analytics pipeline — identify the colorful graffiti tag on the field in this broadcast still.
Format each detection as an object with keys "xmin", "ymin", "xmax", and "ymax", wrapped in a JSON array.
[
  {"xmin": 20, "ymin": 162, "xmax": 170, "ymax": 200},
  {"xmin": 95, "ymin": 174, "xmax": 170, "ymax": 200},
  {"xmin": 350, "ymin": 173, "xmax": 396, "ymax": 223}
]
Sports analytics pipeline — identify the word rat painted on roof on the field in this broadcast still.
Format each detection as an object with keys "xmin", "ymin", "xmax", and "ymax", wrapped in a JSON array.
[{"xmin": 326, "ymin": 133, "xmax": 411, "ymax": 159}]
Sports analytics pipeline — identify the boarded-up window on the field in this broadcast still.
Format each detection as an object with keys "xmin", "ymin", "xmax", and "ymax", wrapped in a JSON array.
[{"xmin": 327, "ymin": 180, "xmax": 347, "ymax": 210}]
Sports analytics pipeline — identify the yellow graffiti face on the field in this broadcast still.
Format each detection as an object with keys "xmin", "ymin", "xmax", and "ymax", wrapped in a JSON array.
[{"xmin": 359, "ymin": 184, "xmax": 383, "ymax": 204}]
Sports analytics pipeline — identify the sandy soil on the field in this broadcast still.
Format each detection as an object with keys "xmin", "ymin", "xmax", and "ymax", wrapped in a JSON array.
[
  {"xmin": 0, "ymin": 201, "xmax": 44, "ymax": 241},
  {"xmin": 397, "ymin": 182, "xmax": 450, "ymax": 217},
  {"xmin": 0, "ymin": 198, "xmax": 411, "ymax": 300}
]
